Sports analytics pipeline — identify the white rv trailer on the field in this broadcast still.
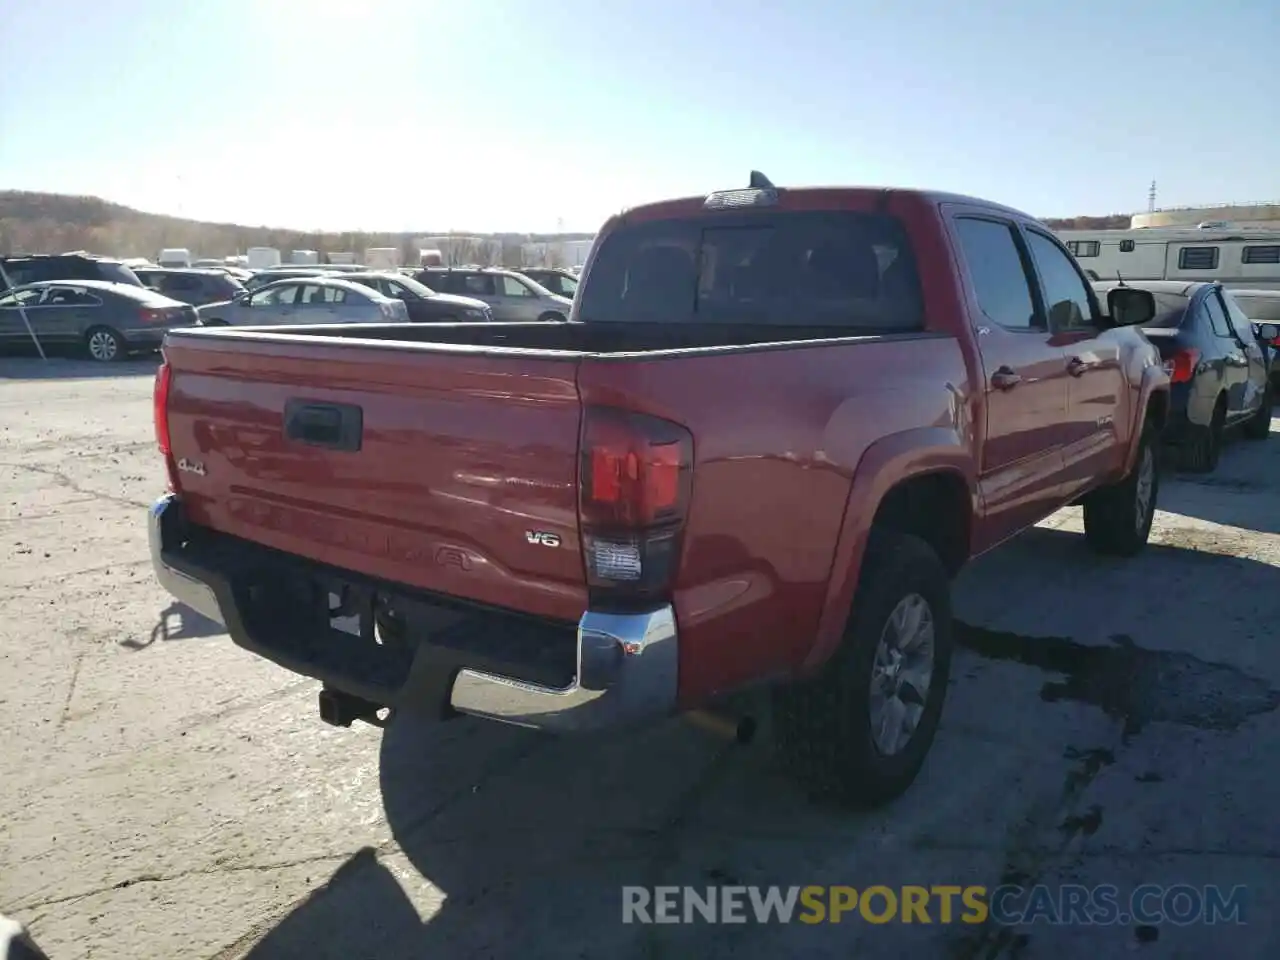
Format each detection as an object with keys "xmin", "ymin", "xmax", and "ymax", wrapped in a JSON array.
[{"xmin": 1054, "ymin": 225, "xmax": 1280, "ymax": 290}]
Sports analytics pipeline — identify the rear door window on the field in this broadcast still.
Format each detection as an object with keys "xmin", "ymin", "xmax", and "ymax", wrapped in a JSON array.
[
  {"xmin": 1203, "ymin": 291, "xmax": 1233, "ymax": 338},
  {"xmin": 300, "ymin": 283, "xmax": 347, "ymax": 305},
  {"xmin": 500, "ymin": 275, "xmax": 534, "ymax": 297},
  {"xmin": 577, "ymin": 210, "xmax": 924, "ymax": 329},
  {"xmin": 162, "ymin": 273, "xmax": 203, "ymax": 295}
]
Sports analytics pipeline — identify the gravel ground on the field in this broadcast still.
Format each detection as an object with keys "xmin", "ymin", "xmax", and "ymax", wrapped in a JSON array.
[{"xmin": 1, "ymin": 354, "xmax": 1277, "ymax": 959}]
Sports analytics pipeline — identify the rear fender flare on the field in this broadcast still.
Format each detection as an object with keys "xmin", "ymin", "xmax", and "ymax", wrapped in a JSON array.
[{"xmin": 803, "ymin": 426, "xmax": 977, "ymax": 674}]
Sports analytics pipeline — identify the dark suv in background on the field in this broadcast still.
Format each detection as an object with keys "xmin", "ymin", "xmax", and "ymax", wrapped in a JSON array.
[
  {"xmin": 133, "ymin": 267, "xmax": 245, "ymax": 306},
  {"xmin": 0, "ymin": 253, "xmax": 142, "ymax": 293}
]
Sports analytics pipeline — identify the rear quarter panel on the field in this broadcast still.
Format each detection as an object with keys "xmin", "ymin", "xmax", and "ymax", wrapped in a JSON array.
[{"xmin": 578, "ymin": 334, "xmax": 973, "ymax": 705}]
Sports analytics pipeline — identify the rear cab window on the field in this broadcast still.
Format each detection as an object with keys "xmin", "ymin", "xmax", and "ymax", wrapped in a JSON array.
[{"xmin": 577, "ymin": 210, "xmax": 924, "ymax": 330}]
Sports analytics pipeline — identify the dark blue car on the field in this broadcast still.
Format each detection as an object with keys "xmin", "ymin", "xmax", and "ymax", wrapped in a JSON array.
[{"xmin": 1094, "ymin": 280, "xmax": 1277, "ymax": 472}]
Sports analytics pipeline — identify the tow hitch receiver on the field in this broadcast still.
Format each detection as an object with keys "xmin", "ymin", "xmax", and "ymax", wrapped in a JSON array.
[{"xmin": 318, "ymin": 687, "xmax": 391, "ymax": 728}]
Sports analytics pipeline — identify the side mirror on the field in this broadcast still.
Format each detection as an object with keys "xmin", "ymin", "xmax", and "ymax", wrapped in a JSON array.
[
  {"xmin": 1106, "ymin": 288, "xmax": 1156, "ymax": 327},
  {"xmin": 1257, "ymin": 322, "xmax": 1279, "ymax": 342}
]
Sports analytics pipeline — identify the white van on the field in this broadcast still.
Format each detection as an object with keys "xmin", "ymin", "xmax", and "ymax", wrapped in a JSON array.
[{"xmin": 158, "ymin": 248, "xmax": 192, "ymax": 268}]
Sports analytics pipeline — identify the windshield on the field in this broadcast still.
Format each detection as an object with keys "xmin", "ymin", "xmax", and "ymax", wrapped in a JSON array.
[
  {"xmin": 98, "ymin": 261, "xmax": 142, "ymax": 286},
  {"xmin": 577, "ymin": 210, "xmax": 923, "ymax": 328},
  {"xmin": 385, "ymin": 273, "xmax": 436, "ymax": 298}
]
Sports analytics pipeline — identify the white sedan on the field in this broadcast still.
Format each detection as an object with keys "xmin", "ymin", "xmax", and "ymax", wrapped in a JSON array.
[{"xmin": 196, "ymin": 276, "xmax": 409, "ymax": 327}]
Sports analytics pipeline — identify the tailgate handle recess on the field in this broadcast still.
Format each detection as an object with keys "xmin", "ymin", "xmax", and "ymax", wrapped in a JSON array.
[{"xmin": 284, "ymin": 400, "xmax": 363, "ymax": 452}]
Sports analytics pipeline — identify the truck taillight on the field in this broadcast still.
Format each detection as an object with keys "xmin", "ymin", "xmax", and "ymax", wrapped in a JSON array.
[
  {"xmin": 1163, "ymin": 348, "xmax": 1201, "ymax": 384},
  {"xmin": 154, "ymin": 361, "xmax": 178, "ymax": 490},
  {"xmin": 579, "ymin": 406, "xmax": 693, "ymax": 600}
]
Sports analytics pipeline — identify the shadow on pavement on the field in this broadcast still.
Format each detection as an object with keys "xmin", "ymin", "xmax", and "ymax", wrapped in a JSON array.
[
  {"xmin": 0, "ymin": 354, "xmax": 160, "ymax": 380},
  {"xmin": 120, "ymin": 601, "xmax": 226, "ymax": 650},
  {"xmin": 240, "ymin": 848, "xmax": 422, "ymax": 960},
  {"xmin": 227, "ymin": 525, "xmax": 1280, "ymax": 960},
  {"xmin": 1156, "ymin": 431, "xmax": 1280, "ymax": 534}
]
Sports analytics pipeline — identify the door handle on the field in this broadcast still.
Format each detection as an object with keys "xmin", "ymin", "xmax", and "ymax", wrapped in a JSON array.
[
  {"xmin": 991, "ymin": 367, "xmax": 1022, "ymax": 390},
  {"xmin": 1067, "ymin": 356, "xmax": 1091, "ymax": 377}
]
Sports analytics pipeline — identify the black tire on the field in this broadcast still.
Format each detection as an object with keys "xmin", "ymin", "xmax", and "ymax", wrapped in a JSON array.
[
  {"xmin": 537, "ymin": 311, "xmax": 566, "ymax": 323},
  {"xmin": 83, "ymin": 326, "xmax": 125, "ymax": 362},
  {"xmin": 1083, "ymin": 422, "xmax": 1158, "ymax": 556},
  {"xmin": 1180, "ymin": 396, "xmax": 1225, "ymax": 472},
  {"xmin": 772, "ymin": 530, "xmax": 953, "ymax": 808},
  {"xmin": 1242, "ymin": 384, "xmax": 1272, "ymax": 440}
]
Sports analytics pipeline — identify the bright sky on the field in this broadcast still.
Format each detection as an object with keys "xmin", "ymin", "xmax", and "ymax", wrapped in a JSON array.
[{"xmin": 1, "ymin": 0, "xmax": 1275, "ymax": 234}]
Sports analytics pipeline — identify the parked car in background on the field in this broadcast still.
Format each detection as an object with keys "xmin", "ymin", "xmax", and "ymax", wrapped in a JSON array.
[
  {"xmin": 149, "ymin": 177, "xmax": 1170, "ymax": 808},
  {"xmin": 158, "ymin": 248, "xmax": 192, "ymax": 268},
  {"xmin": 415, "ymin": 266, "xmax": 573, "ymax": 321},
  {"xmin": 1230, "ymin": 289, "xmax": 1280, "ymax": 390},
  {"xmin": 343, "ymin": 272, "xmax": 492, "ymax": 323},
  {"xmin": 244, "ymin": 266, "xmax": 339, "ymax": 290},
  {"xmin": 519, "ymin": 267, "xmax": 579, "ymax": 299},
  {"xmin": 1094, "ymin": 279, "xmax": 1274, "ymax": 471},
  {"xmin": 196, "ymin": 276, "xmax": 408, "ymax": 327},
  {"xmin": 0, "ymin": 253, "xmax": 142, "ymax": 293},
  {"xmin": 0, "ymin": 279, "xmax": 197, "ymax": 361},
  {"xmin": 133, "ymin": 267, "xmax": 245, "ymax": 307},
  {"xmin": 221, "ymin": 266, "xmax": 255, "ymax": 284}
]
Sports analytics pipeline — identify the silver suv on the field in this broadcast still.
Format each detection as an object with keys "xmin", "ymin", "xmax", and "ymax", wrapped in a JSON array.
[{"xmin": 416, "ymin": 267, "xmax": 573, "ymax": 322}]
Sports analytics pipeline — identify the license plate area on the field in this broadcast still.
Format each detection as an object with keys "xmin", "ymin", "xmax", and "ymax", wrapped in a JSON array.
[
  {"xmin": 238, "ymin": 573, "xmax": 416, "ymax": 691},
  {"xmin": 202, "ymin": 526, "xmax": 580, "ymax": 696}
]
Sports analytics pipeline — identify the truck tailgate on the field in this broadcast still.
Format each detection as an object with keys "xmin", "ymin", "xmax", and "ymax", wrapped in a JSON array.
[{"xmin": 163, "ymin": 335, "xmax": 587, "ymax": 621}]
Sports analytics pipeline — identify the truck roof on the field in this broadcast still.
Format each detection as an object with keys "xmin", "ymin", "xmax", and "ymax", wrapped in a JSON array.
[{"xmin": 613, "ymin": 184, "xmax": 1037, "ymax": 226}]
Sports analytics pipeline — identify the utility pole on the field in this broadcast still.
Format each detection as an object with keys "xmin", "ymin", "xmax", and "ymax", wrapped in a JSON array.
[{"xmin": 1148, "ymin": 180, "xmax": 1157, "ymax": 213}]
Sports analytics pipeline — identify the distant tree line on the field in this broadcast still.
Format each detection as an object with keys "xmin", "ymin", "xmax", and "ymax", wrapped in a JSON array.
[
  {"xmin": 0, "ymin": 191, "xmax": 595, "ymax": 265},
  {"xmin": 1040, "ymin": 214, "xmax": 1132, "ymax": 230},
  {"xmin": 0, "ymin": 189, "xmax": 1132, "ymax": 265}
]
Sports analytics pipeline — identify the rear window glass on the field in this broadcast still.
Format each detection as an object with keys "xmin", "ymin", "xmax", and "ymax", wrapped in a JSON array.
[
  {"xmin": 1141, "ymin": 292, "xmax": 1191, "ymax": 329},
  {"xmin": 578, "ymin": 211, "xmax": 923, "ymax": 329},
  {"xmin": 97, "ymin": 261, "xmax": 142, "ymax": 286}
]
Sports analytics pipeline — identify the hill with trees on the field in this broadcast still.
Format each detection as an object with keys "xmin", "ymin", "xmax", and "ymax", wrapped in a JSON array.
[
  {"xmin": 0, "ymin": 189, "xmax": 1132, "ymax": 261},
  {"xmin": 0, "ymin": 191, "xmax": 594, "ymax": 264}
]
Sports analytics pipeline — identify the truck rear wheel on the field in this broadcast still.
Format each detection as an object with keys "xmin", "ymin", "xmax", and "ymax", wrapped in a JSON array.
[
  {"xmin": 1083, "ymin": 423, "xmax": 1158, "ymax": 556},
  {"xmin": 772, "ymin": 530, "xmax": 952, "ymax": 808}
]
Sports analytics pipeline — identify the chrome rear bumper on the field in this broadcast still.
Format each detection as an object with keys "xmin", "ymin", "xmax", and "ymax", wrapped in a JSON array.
[{"xmin": 148, "ymin": 493, "xmax": 678, "ymax": 732}]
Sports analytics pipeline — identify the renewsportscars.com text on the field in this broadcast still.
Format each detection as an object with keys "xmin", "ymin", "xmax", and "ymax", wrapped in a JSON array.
[{"xmin": 621, "ymin": 884, "xmax": 1247, "ymax": 926}]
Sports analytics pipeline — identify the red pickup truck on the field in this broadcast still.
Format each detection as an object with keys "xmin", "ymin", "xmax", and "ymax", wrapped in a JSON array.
[{"xmin": 148, "ymin": 175, "xmax": 1169, "ymax": 807}]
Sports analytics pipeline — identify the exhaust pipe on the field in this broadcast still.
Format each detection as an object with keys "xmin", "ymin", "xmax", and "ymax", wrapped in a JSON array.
[{"xmin": 685, "ymin": 708, "xmax": 757, "ymax": 744}]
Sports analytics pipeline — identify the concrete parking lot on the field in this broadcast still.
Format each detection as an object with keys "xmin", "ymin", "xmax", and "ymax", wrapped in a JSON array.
[{"xmin": 1, "ymin": 355, "xmax": 1277, "ymax": 959}]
